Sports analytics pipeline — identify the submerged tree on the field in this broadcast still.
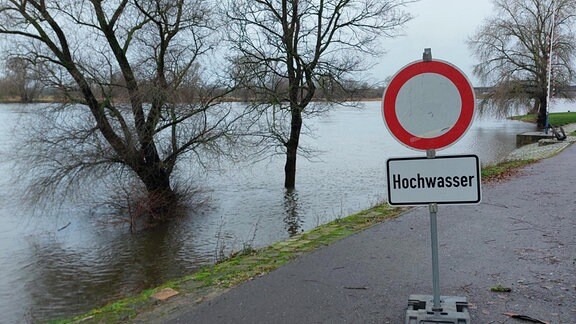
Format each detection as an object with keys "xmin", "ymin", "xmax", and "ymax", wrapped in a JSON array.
[
  {"xmin": 0, "ymin": 0, "xmax": 238, "ymax": 225},
  {"xmin": 468, "ymin": 0, "xmax": 576, "ymax": 127},
  {"xmin": 225, "ymin": 0, "xmax": 413, "ymax": 188}
]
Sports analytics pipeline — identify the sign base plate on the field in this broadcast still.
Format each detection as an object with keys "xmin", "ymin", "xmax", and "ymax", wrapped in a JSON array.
[{"xmin": 405, "ymin": 295, "xmax": 470, "ymax": 324}]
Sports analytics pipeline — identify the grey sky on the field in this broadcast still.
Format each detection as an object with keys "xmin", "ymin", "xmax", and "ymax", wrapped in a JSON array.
[{"xmin": 372, "ymin": 0, "xmax": 495, "ymax": 86}]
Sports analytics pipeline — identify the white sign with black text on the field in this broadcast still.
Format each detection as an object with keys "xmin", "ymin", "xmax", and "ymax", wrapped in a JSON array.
[{"xmin": 387, "ymin": 155, "xmax": 481, "ymax": 206}]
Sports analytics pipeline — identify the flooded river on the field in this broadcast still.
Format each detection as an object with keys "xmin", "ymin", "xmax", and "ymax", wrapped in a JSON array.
[{"xmin": 1, "ymin": 100, "xmax": 570, "ymax": 322}]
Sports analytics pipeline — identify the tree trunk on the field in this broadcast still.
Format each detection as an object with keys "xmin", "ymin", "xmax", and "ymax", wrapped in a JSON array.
[
  {"xmin": 137, "ymin": 163, "xmax": 178, "ymax": 223},
  {"xmin": 529, "ymin": 100, "xmax": 540, "ymax": 115},
  {"xmin": 537, "ymin": 96, "xmax": 547, "ymax": 129},
  {"xmin": 284, "ymin": 109, "xmax": 302, "ymax": 189},
  {"xmin": 19, "ymin": 84, "xmax": 31, "ymax": 103}
]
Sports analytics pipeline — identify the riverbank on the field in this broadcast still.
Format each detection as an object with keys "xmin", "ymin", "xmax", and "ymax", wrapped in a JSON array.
[
  {"xmin": 504, "ymin": 123, "xmax": 576, "ymax": 161},
  {"xmin": 61, "ymin": 204, "xmax": 410, "ymax": 323},
  {"xmin": 59, "ymin": 128, "xmax": 576, "ymax": 323}
]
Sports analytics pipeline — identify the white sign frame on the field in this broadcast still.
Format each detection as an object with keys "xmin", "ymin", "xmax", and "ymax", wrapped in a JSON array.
[{"xmin": 387, "ymin": 155, "xmax": 481, "ymax": 206}]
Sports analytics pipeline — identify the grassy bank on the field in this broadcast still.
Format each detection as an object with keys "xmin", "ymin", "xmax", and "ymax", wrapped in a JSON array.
[
  {"xmin": 59, "ymin": 204, "xmax": 407, "ymax": 323},
  {"xmin": 511, "ymin": 111, "xmax": 576, "ymax": 125},
  {"xmin": 55, "ymin": 158, "xmax": 545, "ymax": 324}
]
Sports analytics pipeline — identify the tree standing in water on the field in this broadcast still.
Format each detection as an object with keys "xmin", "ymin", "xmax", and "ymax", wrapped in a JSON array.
[
  {"xmin": 0, "ymin": 0, "xmax": 238, "ymax": 225},
  {"xmin": 225, "ymin": 0, "xmax": 414, "ymax": 188}
]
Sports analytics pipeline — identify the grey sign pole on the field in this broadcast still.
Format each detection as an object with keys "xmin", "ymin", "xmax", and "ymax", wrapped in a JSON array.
[
  {"xmin": 423, "ymin": 48, "xmax": 442, "ymax": 311},
  {"xmin": 426, "ymin": 149, "xmax": 442, "ymax": 311}
]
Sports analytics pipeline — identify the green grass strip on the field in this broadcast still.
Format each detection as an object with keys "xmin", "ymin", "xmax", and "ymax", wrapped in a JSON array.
[
  {"xmin": 511, "ymin": 111, "xmax": 576, "ymax": 125},
  {"xmin": 481, "ymin": 159, "xmax": 535, "ymax": 181}
]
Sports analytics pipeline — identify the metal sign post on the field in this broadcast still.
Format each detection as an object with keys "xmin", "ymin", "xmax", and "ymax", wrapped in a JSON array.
[
  {"xmin": 427, "ymin": 149, "xmax": 442, "ymax": 311},
  {"xmin": 383, "ymin": 48, "xmax": 478, "ymax": 323},
  {"xmin": 424, "ymin": 49, "xmax": 441, "ymax": 312}
]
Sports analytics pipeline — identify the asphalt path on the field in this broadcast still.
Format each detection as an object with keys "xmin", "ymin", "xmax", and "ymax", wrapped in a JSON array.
[{"xmin": 165, "ymin": 144, "xmax": 576, "ymax": 323}]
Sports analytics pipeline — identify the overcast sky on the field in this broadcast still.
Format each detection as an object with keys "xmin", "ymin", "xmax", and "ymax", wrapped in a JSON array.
[{"xmin": 371, "ymin": 0, "xmax": 495, "ymax": 86}]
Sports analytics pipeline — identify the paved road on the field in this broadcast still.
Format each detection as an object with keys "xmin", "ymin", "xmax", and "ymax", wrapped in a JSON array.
[{"xmin": 165, "ymin": 145, "xmax": 576, "ymax": 323}]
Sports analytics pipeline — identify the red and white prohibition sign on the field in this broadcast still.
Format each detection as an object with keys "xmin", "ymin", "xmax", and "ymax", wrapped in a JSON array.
[{"xmin": 382, "ymin": 60, "xmax": 476, "ymax": 151}]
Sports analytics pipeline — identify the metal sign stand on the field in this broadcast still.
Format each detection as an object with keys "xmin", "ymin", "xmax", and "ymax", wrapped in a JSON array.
[
  {"xmin": 405, "ymin": 151, "xmax": 471, "ymax": 324},
  {"xmin": 404, "ymin": 50, "xmax": 471, "ymax": 324},
  {"xmin": 427, "ymin": 149, "xmax": 442, "ymax": 311}
]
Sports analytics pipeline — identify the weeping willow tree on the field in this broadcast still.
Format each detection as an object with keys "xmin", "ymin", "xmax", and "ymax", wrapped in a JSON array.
[{"xmin": 468, "ymin": 0, "xmax": 576, "ymax": 126}]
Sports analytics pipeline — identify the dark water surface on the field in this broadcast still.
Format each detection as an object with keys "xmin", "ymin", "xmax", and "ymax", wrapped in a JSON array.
[{"xmin": 0, "ymin": 100, "xmax": 560, "ymax": 322}]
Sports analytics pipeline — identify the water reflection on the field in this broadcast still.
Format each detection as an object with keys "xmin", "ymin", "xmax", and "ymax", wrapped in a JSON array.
[
  {"xmin": 283, "ymin": 189, "xmax": 303, "ymax": 236},
  {"xmin": 22, "ymin": 220, "xmax": 209, "ymax": 320}
]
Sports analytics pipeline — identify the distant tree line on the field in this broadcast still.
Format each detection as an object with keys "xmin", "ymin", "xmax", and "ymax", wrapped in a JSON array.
[{"xmin": 0, "ymin": 61, "xmax": 385, "ymax": 103}]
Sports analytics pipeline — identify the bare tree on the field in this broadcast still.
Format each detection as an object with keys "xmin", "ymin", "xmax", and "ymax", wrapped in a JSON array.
[
  {"xmin": 468, "ymin": 0, "xmax": 576, "ymax": 127},
  {"xmin": 4, "ymin": 56, "xmax": 43, "ymax": 102},
  {"xmin": 0, "ymin": 0, "xmax": 239, "ymax": 224},
  {"xmin": 224, "ymin": 0, "xmax": 413, "ymax": 189}
]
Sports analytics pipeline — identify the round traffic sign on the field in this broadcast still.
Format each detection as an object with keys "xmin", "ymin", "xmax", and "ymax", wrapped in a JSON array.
[{"xmin": 382, "ymin": 60, "xmax": 475, "ymax": 151}]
